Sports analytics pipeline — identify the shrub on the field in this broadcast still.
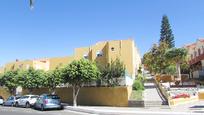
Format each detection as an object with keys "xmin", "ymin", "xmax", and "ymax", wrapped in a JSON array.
[{"xmin": 133, "ymin": 80, "xmax": 144, "ymax": 90}]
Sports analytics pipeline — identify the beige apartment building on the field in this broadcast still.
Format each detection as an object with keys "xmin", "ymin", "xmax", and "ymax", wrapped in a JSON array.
[
  {"xmin": 185, "ymin": 39, "xmax": 204, "ymax": 79},
  {"xmin": 2, "ymin": 39, "xmax": 141, "ymax": 86}
]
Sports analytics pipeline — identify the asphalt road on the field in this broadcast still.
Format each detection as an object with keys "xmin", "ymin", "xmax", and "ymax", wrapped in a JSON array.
[
  {"xmin": 1, "ymin": 106, "xmax": 203, "ymax": 115},
  {"xmin": 0, "ymin": 106, "xmax": 94, "ymax": 115}
]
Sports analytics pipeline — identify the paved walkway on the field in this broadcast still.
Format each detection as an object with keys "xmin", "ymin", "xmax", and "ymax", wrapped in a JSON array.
[
  {"xmin": 144, "ymin": 76, "xmax": 163, "ymax": 102},
  {"xmin": 144, "ymin": 82, "xmax": 163, "ymax": 101},
  {"xmin": 64, "ymin": 101, "xmax": 204, "ymax": 115}
]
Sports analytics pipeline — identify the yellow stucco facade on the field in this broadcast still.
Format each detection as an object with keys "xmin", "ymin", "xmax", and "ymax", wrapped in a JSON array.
[
  {"xmin": 2, "ymin": 39, "xmax": 141, "ymax": 85},
  {"xmin": 74, "ymin": 39, "xmax": 141, "ymax": 79},
  {"xmin": 4, "ymin": 60, "xmax": 33, "ymax": 72}
]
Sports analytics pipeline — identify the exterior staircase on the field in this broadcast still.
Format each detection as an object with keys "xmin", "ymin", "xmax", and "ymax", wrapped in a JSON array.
[
  {"xmin": 143, "ymin": 70, "xmax": 168, "ymax": 108},
  {"xmin": 128, "ymin": 70, "xmax": 168, "ymax": 108}
]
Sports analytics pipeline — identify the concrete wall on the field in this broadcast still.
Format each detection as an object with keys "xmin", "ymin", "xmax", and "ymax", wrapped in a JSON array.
[
  {"xmin": 23, "ymin": 87, "xmax": 130, "ymax": 107},
  {"xmin": 198, "ymin": 92, "xmax": 204, "ymax": 100},
  {"xmin": 169, "ymin": 96, "xmax": 198, "ymax": 106}
]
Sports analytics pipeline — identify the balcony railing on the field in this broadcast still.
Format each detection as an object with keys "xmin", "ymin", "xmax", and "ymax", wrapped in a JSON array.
[{"xmin": 189, "ymin": 53, "xmax": 204, "ymax": 65}]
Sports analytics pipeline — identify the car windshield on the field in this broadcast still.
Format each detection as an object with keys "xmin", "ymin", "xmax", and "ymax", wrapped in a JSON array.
[
  {"xmin": 8, "ymin": 96, "xmax": 14, "ymax": 100},
  {"xmin": 31, "ymin": 96, "xmax": 38, "ymax": 99},
  {"xmin": 20, "ymin": 96, "xmax": 29, "ymax": 99},
  {"xmin": 16, "ymin": 96, "xmax": 21, "ymax": 99},
  {"xmin": 45, "ymin": 95, "xmax": 60, "ymax": 99}
]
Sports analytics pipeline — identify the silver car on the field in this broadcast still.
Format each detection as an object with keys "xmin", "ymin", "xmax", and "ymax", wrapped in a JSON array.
[
  {"xmin": 34, "ymin": 94, "xmax": 62, "ymax": 111},
  {"xmin": 0, "ymin": 96, "xmax": 4, "ymax": 105},
  {"xmin": 3, "ymin": 96, "xmax": 21, "ymax": 106},
  {"xmin": 16, "ymin": 95, "xmax": 38, "ymax": 108}
]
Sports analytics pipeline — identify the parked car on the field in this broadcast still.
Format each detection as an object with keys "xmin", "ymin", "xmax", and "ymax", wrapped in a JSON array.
[
  {"xmin": 0, "ymin": 96, "xmax": 4, "ymax": 105},
  {"xmin": 16, "ymin": 95, "xmax": 38, "ymax": 108},
  {"xmin": 34, "ymin": 94, "xmax": 62, "ymax": 111},
  {"xmin": 3, "ymin": 96, "xmax": 21, "ymax": 106}
]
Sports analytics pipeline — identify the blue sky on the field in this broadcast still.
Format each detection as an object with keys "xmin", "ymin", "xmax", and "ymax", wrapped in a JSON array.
[{"xmin": 0, "ymin": 0, "xmax": 204, "ymax": 66}]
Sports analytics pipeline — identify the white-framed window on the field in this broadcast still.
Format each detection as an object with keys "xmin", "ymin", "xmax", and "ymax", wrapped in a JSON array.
[
  {"xmin": 111, "ymin": 47, "xmax": 115, "ymax": 51},
  {"xmin": 96, "ymin": 50, "xmax": 103, "ymax": 57},
  {"xmin": 83, "ymin": 53, "xmax": 88, "ymax": 59},
  {"xmin": 19, "ymin": 64, "xmax": 23, "ymax": 69}
]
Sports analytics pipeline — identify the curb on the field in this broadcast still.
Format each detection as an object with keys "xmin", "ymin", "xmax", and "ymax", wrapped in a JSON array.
[{"xmin": 64, "ymin": 106, "xmax": 204, "ymax": 115}]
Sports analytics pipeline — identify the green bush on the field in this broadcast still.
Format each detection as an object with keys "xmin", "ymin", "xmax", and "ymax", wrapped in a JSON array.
[{"xmin": 133, "ymin": 80, "xmax": 144, "ymax": 90}]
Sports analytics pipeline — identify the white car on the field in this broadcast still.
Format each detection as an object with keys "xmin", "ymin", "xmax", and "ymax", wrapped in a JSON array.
[
  {"xmin": 16, "ymin": 95, "xmax": 38, "ymax": 108},
  {"xmin": 0, "ymin": 96, "xmax": 4, "ymax": 105}
]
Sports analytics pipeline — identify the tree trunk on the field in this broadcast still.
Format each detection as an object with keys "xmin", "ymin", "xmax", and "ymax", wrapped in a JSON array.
[
  {"xmin": 10, "ymin": 88, "xmax": 16, "ymax": 96},
  {"xmin": 73, "ymin": 86, "xmax": 80, "ymax": 107},
  {"xmin": 176, "ymin": 62, "xmax": 181, "ymax": 81},
  {"xmin": 50, "ymin": 88, "xmax": 56, "ymax": 95},
  {"xmin": 29, "ymin": 88, "xmax": 33, "ymax": 94}
]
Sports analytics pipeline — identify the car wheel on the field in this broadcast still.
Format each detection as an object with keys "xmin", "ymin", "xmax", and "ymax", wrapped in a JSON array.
[
  {"xmin": 15, "ymin": 102, "xmax": 19, "ymax": 107},
  {"xmin": 59, "ymin": 105, "xmax": 63, "ymax": 110},
  {"xmin": 11, "ymin": 103, "xmax": 14, "ymax": 107},
  {"xmin": 33, "ymin": 104, "xmax": 36, "ymax": 109},
  {"xmin": 25, "ymin": 102, "xmax": 30, "ymax": 108},
  {"xmin": 40, "ymin": 104, "xmax": 44, "ymax": 111}
]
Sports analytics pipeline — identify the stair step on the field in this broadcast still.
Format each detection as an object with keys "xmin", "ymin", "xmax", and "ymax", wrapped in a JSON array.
[
  {"xmin": 128, "ymin": 100, "xmax": 144, "ymax": 107},
  {"xmin": 144, "ymin": 101, "xmax": 168, "ymax": 107}
]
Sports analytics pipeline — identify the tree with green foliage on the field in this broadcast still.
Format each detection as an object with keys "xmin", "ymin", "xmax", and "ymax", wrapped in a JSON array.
[
  {"xmin": 164, "ymin": 65, "xmax": 176, "ymax": 75},
  {"xmin": 134, "ymin": 66, "xmax": 145, "ymax": 91},
  {"xmin": 133, "ymin": 80, "xmax": 144, "ymax": 91},
  {"xmin": 1, "ymin": 70, "xmax": 19, "ymax": 95},
  {"xmin": 143, "ymin": 51, "xmax": 154, "ymax": 73},
  {"xmin": 155, "ymin": 42, "xmax": 171, "ymax": 73},
  {"xmin": 143, "ymin": 42, "xmax": 170, "ymax": 74},
  {"xmin": 98, "ymin": 58, "xmax": 125, "ymax": 87},
  {"xmin": 45, "ymin": 67, "xmax": 63, "ymax": 94},
  {"xmin": 160, "ymin": 15, "xmax": 175, "ymax": 48},
  {"xmin": 61, "ymin": 59, "xmax": 100, "ymax": 106},
  {"xmin": 0, "ymin": 74, "xmax": 3, "ymax": 86},
  {"xmin": 136, "ymin": 66, "xmax": 145, "ymax": 81},
  {"xmin": 18, "ymin": 67, "xmax": 45, "ymax": 94},
  {"xmin": 165, "ymin": 48, "xmax": 187, "ymax": 80}
]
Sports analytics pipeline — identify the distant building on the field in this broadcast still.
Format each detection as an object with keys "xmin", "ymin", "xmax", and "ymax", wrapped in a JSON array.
[
  {"xmin": 184, "ymin": 39, "xmax": 204, "ymax": 79},
  {"xmin": 3, "ymin": 39, "xmax": 141, "ymax": 86},
  {"xmin": 0, "ymin": 67, "xmax": 4, "ymax": 74}
]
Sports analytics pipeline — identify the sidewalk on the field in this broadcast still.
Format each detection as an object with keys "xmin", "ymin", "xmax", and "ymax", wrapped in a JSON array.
[{"xmin": 63, "ymin": 101, "xmax": 204, "ymax": 115}]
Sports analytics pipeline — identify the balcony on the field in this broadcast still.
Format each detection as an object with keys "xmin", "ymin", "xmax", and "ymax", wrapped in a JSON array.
[{"xmin": 189, "ymin": 53, "xmax": 204, "ymax": 65}]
